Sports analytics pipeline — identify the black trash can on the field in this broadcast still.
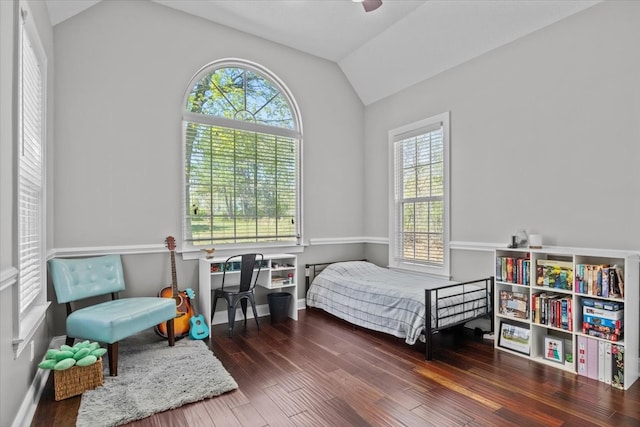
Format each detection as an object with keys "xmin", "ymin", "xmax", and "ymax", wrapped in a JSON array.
[{"xmin": 267, "ymin": 292, "xmax": 292, "ymax": 323}]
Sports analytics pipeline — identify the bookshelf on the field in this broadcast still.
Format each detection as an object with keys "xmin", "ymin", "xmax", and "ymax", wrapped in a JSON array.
[
  {"xmin": 494, "ymin": 246, "xmax": 639, "ymax": 390},
  {"xmin": 198, "ymin": 253, "xmax": 298, "ymax": 331}
]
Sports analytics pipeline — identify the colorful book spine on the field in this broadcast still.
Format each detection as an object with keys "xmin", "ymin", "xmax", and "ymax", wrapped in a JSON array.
[{"xmin": 611, "ymin": 344, "xmax": 624, "ymax": 389}]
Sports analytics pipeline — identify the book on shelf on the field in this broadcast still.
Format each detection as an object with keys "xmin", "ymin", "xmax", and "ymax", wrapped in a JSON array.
[
  {"xmin": 575, "ymin": 264, "xmax": 624, "ymax": 298},
  {"xmin": 577, "ymin": 335, "xmax": 588, "ymax": 376},
  {"xmin": 496, "ymin": 256, "xmax": 530, "ymax": 285},
  {"xmin": 532, "ymin": 292, "xmax": 572, "ymax": 330},
  {"xmin": 536, "ymin": 259, "xmax": 573, "ymax": 290},
  {"xmin": 578, "ymin": 336, "xmax": 625, "ymax": 388},
  {"xmin": 612, "ymin": 344, "xmax": 625, "ymax": 390}
]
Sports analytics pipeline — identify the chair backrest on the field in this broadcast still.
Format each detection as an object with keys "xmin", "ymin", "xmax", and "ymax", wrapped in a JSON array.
[
  {"xmin": 222, "ymin": 253, "xmax": 263, "ymax": 292},
  {"xmin": 48, "ymin": 254, "xmax": 126, "ymax": 303}
]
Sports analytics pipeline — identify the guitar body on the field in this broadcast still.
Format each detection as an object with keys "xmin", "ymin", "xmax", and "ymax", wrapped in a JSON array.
[
  {"xmin": 155, "ymin": 236, "xmax": 194, "ymax": 340},
  {"xmin": 155, "ymin": 286, "xmax": 193, "ymax": 339},
  {"xmin": 186, "ymin": 288, "xmax": 209, "ymax": 340}
]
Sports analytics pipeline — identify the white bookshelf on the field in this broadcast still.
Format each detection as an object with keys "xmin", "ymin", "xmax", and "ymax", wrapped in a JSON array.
[{"xmin": 494, "ymin": 246, "xmax": 638, "ymax": 390}]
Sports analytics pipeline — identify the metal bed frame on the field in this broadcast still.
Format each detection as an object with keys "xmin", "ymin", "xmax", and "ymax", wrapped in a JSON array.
[{"xmin": 305, "ymin": 260, "xmax": 494, "ymax": 360}]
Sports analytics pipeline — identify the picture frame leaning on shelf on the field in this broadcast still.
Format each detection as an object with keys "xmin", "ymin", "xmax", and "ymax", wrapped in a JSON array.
[
  {"xmin": 498, "ymin": 321, "xmax": 531, "ymax": 355},
  {"xmin": 544, "ymin": 336, "xmax": 565, "ymax": 364}
]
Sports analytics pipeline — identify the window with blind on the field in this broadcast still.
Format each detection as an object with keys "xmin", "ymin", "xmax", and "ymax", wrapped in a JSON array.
[
  {"xmin": 18, "ymin": 5, "xmax": 45, "ymax": 318},
  {"xmin": 389, "ymin": 112, "xmax": 450, "ymax": 277},
  {"xmin": 183, "ymin": 61, "xmax": 302, "ymax": 247},
  {"xmin": 12, "ymin": 2, "xmax": 49, "ymax": 357}
]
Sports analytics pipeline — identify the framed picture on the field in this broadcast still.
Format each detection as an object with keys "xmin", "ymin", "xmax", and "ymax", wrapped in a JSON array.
[
  {"xmin": 544, "ymin": 336, "xmax": 565, "ymax": 364},
  {"xmin": 498, "ymin": 321, "xmax": 531, "ymax": 355}
]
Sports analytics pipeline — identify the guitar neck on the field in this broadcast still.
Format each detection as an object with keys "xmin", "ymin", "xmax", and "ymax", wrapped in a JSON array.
[{"xmin": 170, "ymin": 251, "xmax": 178, "ymax": 296}]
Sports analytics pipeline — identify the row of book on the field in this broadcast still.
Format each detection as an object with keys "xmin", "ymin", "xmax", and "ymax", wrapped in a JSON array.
[
  {"xmin": 575, "ymin": 264, "xmax": 625, "ymax": 298},
  {"xmin": 532, "ymin": 292, "xmax": 572, "ymax": 331},
  {"xmin": 495, "ymin": 257, "xmax": 530, "ymax": 285},
  {"xmin": 582, "ymin": 298, "xmax": 623, "ymax": 342},
  {"xmin": 577, "ymin": 335, "xmax": 625, "ymax": 389}
]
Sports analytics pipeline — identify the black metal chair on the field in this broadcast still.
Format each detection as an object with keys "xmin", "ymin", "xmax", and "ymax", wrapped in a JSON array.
[{"xmin": 211, "ymin": 253, "xmax": 263, "ymax": 337}]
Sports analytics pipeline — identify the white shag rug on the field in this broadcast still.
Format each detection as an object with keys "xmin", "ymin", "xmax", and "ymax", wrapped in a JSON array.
[{"xmin": 76, "ymin": 330, "xmax": 237, "ymax": 427}]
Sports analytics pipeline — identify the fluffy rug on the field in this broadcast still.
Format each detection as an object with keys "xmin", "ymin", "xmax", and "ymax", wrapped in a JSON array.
[{"xmin": 76, "ymin": 331, "xmax": 238, "ymax": 427}]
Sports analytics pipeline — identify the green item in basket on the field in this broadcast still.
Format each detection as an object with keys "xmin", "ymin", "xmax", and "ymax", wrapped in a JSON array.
[
  {"xmin": 76, "ymin": 355, "xmax": 98, "ymax": 367},
  {"xmin": 54, "ymin": 358, "xmax": 76, "ymax": 371}
]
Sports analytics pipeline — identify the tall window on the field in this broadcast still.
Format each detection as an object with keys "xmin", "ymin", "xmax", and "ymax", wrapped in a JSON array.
[
  {"xmin": 15, "ymin": 2, "xmax": 48, "ymax": 354},
  {"xmin": 182, "ymin": 60, "xmax": 302, "ymax": 248},
  {"xmin": 389, "ymin": 112, "xmax": 450, "ymax": 277}
]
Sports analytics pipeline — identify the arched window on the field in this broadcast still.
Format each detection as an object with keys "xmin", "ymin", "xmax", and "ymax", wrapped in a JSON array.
[{"xmin": 182, "ymin": 59, "xmax": 302, "ymax": 247}]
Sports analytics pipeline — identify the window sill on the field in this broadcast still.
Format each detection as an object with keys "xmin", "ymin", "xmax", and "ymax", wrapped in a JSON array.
[
  {"xmin": 13, "ymin": 301, "xmax": 50, "ymax": 359},
  {"xmin": 180, "ymin": 243, "xmax": 305, "ymax": 261}
]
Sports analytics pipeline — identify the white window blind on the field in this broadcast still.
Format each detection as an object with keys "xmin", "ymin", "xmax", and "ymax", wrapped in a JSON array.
[
  {"xmin": 184, "ymin": 123, "xmax": 298, "ymax": 245},
  {"xmin": 18, "ymin": 8, "xmax": 44, "ymax": 315},
  {"xmin": 392, "ymin": 116, "xmax": 448, "ymax": 271}
]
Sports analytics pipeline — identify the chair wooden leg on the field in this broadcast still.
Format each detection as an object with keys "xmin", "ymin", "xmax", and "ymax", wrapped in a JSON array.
[
  {"xmin": 167, "ymin": 318, "xmax": 176, "ymax": 347},
  {"xmin": 107, "ymin": 342, "xmax": 118, "ymax": 376},
  {"xmin": 65, "ymin": 336, "xmax": 75, "ymax": 347}
]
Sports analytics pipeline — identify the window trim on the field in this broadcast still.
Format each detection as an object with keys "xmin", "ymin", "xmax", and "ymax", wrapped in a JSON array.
[
  {"xmin": 13, "ymin": 0, "xmax": 50, "ymax": 358},
  {"xmin": 180, "ymin": 58, "xmax": 303, "ymax": 253},
  {"xmin": 388, "ymin": 112, "xmax": 451, "ymax": 278}
]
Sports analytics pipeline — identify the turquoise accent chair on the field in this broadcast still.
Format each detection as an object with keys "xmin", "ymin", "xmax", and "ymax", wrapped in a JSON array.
[{"xmin": 48, "ymin": 255, "xmax": 176, "ymax": 376}]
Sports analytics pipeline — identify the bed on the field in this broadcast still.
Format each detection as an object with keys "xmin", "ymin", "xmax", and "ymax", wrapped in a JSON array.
[{"xmin": 305, "ymin": 260, "xmax": 494, "ymax": 360}]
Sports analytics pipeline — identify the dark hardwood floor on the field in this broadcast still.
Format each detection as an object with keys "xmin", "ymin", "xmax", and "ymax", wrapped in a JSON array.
[{"xmin": 32, "ymin": 309, "xmax": 640, "ymax": 426}]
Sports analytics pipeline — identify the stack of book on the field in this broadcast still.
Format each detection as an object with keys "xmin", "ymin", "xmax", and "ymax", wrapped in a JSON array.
[
  {"xmin": 577, "ymin": 335, "xmax": 625, "ymax": 389},
  {"xmin": 575, "ymin": 264, "xmax": 624, "ymax": 298},
  {"xmin": 582, "ymin": 298, "xmax": 624, "ymax": 341},
  {"xmin": 532, "ymin": 292, "xmax": 572, "ymax": 331}
]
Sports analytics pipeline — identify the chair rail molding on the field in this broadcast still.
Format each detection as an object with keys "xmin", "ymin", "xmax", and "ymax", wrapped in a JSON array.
[{"xmin": 0, "ymin": 266, "xmax": 18, "ymax": 292}]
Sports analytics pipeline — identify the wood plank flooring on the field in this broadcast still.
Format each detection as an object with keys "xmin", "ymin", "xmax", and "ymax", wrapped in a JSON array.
[{"xmin": 32, "ymin": 309, "xmax": 640, "ymax": 426}]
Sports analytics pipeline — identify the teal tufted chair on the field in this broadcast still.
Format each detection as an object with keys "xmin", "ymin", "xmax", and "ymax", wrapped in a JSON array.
[{"xmin": 48, "ymin": 254, "xmax": 176, "ymax": 376}]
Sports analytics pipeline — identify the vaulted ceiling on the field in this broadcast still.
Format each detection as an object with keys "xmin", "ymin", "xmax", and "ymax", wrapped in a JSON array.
[{"xmin": 45, "ymin": 0, "xmax": 600, "ymax": 105}]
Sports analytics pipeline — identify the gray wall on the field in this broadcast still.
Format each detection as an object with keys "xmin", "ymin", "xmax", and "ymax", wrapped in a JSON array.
[
  {"xmin": 364, "ymin": 1, "xmax": 640, "ymax": 282},
  {"xmin": 49, "ymin": 1, "xmax": 366, "ymax": 330}
]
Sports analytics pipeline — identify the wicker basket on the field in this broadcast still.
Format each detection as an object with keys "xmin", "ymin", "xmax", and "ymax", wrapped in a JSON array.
[{"xmin": 54, "ymin": 358, "xmax": 104, "ymax": 401}]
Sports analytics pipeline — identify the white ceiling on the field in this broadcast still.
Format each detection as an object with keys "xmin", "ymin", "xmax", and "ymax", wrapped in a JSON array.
[{"xmin": 45, "ymin": 0, "xmax": 601, "ymax": 105}]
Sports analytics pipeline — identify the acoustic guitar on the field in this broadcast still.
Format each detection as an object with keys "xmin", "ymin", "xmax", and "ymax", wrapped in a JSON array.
[
  {"xmin": 155, "ymin": 236, "xmax": 193, "ymax": 339},
  {"xmin": 185, "ymin": 288, "xmax": 209, "ymax": 340}
]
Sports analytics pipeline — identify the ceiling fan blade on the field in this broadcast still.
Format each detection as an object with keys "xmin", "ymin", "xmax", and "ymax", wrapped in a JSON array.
[{"xmin": 362, "ymin": 0, "xmax": 383, "ymax": 13}]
